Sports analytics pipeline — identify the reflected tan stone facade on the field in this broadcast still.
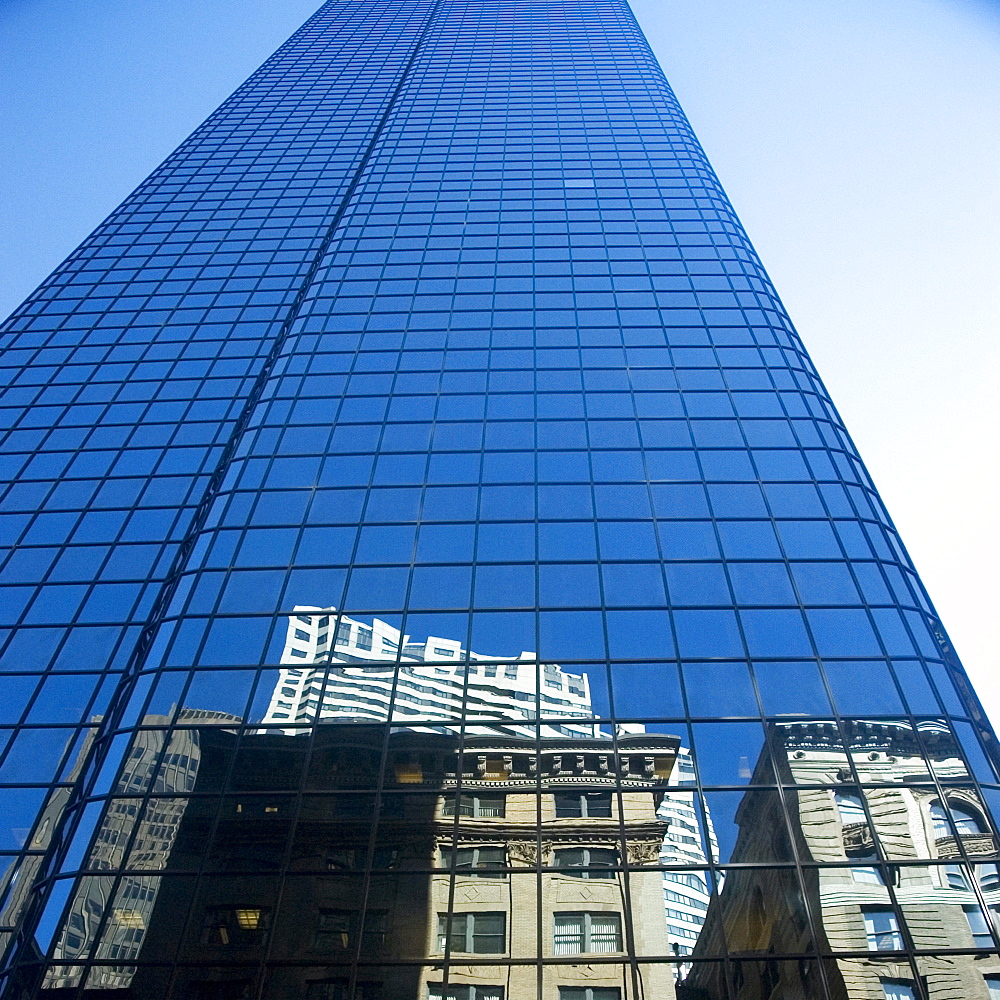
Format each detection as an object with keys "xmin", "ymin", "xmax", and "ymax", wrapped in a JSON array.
[
  {"xmin": 46, "ymin": 723, "xmax": 683, "ymax": 999},
  {"xmin": 683, "ymin": 720, "xmax": 1000, "ymax": 1000}
]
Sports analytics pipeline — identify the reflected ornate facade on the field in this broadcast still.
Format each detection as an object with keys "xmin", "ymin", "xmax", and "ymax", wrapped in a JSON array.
[
  {"xmin": 683, "ymin": 720, "xmax": 1000, "ymax": 999},
  {"xmin": 34, "ymin": 693, "xmax": 683, "ymax": 998},
  {"xmin": 1, "ymin": 0, "xmax": 998, "ymax": 997}
]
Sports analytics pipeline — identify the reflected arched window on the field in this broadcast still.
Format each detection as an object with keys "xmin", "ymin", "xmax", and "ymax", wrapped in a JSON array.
[
  {"xmin": 931, "ymin": 800, "xmax": 986, "ymax": 836},
  {"xmin": 834, "ymin": 790, "xmax": 866, "ymax": 824},
  {"xmin": 944, "ymin": 863, "xmax": 999, "ymax": 892},
  {"xmin": 953, "ymin": 803, "xmax": 987, "ymax": 834},
  {"xmin": 852, "ymin": 854, "xmax": 887, "ymax": 886},
  {"xmin": 945, "ymin": 864, "xmax": 970, "ymax": 890},
  {"xmin": 979, "ymin": 863, "xmax": 1000, "ymax": 891}
]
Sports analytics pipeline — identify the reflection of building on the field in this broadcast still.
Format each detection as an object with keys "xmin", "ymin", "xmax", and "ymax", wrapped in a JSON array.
[
  {"xmin": 35, "ymin": 624, "xmax": 700, "ymax": 998},
  {"xmin": 5, "ymin": 0, "xmax": 1000, "ymax": 990},
  {"xmin": 427, "ymin": 730, "xmax": 679, "ymax": 1000},
  {"xmin": 264, "ymin": 606, "xmax": 599, "ymax": 738},
  {"xmin": 43, "ymin": 710, "xmax": 239, "ymax": 992},
  {"xmin": 0, "ymin": 735, "xmax": 92, "ymax": 964},
  {"xmin": 121, "ymin": 724, "xmax": 680, "ymax": 1000},
  {"xmin": 658, "ymin": 750, "xmax": 716, "ymax": 973},
  {"xmin": 269, "ymin": 607, "xmax": 707, "ymax": 984},
  {"xmin": 683, "ymin": 720, "xmax": 1000, "ymax": 1000}
]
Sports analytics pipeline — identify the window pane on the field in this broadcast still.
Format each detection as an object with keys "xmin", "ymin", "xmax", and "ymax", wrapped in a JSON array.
[
  {"xmin": 881, "ymin": 981, "xmax": 916, "ymax": 1000},
  {"xmin": 588, "ymin": 913, "xmax": 623, "ymax": 953},
  {"xmin": 553, "ymin": 913, "xmax": 584, "ymax": 955},
  {"xmin": 863, "ymin": 908, "xmax": 903, "ymax": 951}
]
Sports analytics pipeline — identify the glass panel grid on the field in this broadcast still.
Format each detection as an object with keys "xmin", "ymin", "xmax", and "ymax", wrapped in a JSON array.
[{"xmin": 0, "ymin": 0, "xmax": 997, "ymax": 997}]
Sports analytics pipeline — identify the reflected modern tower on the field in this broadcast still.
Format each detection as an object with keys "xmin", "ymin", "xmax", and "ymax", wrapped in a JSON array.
[{"xmin": 0, "ymin": 1, "xmax": 998, "ymax": 998}]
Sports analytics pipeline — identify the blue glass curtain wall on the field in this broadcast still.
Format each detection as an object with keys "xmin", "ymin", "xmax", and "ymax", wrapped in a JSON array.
[{"xmin": 0, "ymin": 1, "xmax": 997, "ymax": 997}]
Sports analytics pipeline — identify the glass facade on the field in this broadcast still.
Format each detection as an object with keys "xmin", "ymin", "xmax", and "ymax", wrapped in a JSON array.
[{"xmin": 0, "ymin": 0, "xmax": 997, "ymax": 997}]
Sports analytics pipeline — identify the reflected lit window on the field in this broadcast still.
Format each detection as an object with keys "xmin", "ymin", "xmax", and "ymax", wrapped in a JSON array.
[
  {"xmin": 201, "ymin": 907, "xmax": 270, "ymax": 946},
  {"xmin": 862, "ymin": 907, "xmax": 903, "ymax": 951},
  {"xmin": 553, "ymin": 912, "xmax": 622, "ymax": 954},
  {"xmin": 554, "ymin": 791, "xmax": 612, "ymax": 818},
  {"xmin": 553, "ymin": 847, "xmax": 617, "ymax": 878},
  {"xmin": 881, "ymin": 981, "xmax": 916, "ymax": 1000},
  {"xmin": 964, "ymin": 904, "xmax": 996, "ymax": 948},
  {"xmin": 443, "ymin": 793, "xmax": 505, "ymax": 818},
  {"xmin": 445, "ymin": 846, "xmax": 506, "ymax": 877},
  {"xmin": 481, "ymin": 756, "xmax": 507, "ymax": 781},
  {"xmin": 314, "ymin": 909, "xmax": 387, "ymax": 953},
  {"xmin": 436, "ymin": 912, "xmax": 506, "ymax": 954},
  {"xmin": 559, "ymin": 990, "xmax": 621, "ymax": 1000},
  {"xmin": 112, "ymin": 908, "xmax": 145, "ymax": 929},
  {"xmin": 834, "ymin": 790, "xmax": 866, "ymax": 824},
  {"xmin": 428, "ymin": 986, "xmax": 503, "ymax": 1000}
]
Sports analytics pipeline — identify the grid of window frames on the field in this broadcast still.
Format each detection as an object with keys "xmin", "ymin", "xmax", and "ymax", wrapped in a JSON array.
[{"xmin": 1, "ymin": 0, "xmax": 999, "ymax": 998}]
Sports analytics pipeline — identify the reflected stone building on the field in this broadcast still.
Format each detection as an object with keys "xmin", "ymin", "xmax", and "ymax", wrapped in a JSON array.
[
  {"xmin": 682, "ymin": 720, "xmax": 1000, "ymax": 1000},
  {"xmin": 63, "ymin": 723, "xmax": 681, "ymax": 1000}
]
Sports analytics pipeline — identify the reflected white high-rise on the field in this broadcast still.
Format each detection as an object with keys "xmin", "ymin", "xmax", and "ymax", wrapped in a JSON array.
[{"xmin": 264, "ymin": 606, "xmax": 600, "ymax": 738}]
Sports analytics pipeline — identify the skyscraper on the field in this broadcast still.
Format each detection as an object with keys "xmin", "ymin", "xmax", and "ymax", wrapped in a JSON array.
[{"xmin": 0, "ymin": 0, "xmax": 997, "ymax": 997}]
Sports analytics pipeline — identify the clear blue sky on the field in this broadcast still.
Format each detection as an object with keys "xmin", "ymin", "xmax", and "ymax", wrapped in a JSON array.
[{"xmin": 2, "ymin": 0, "xmax": 998, "ymax": 722}]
